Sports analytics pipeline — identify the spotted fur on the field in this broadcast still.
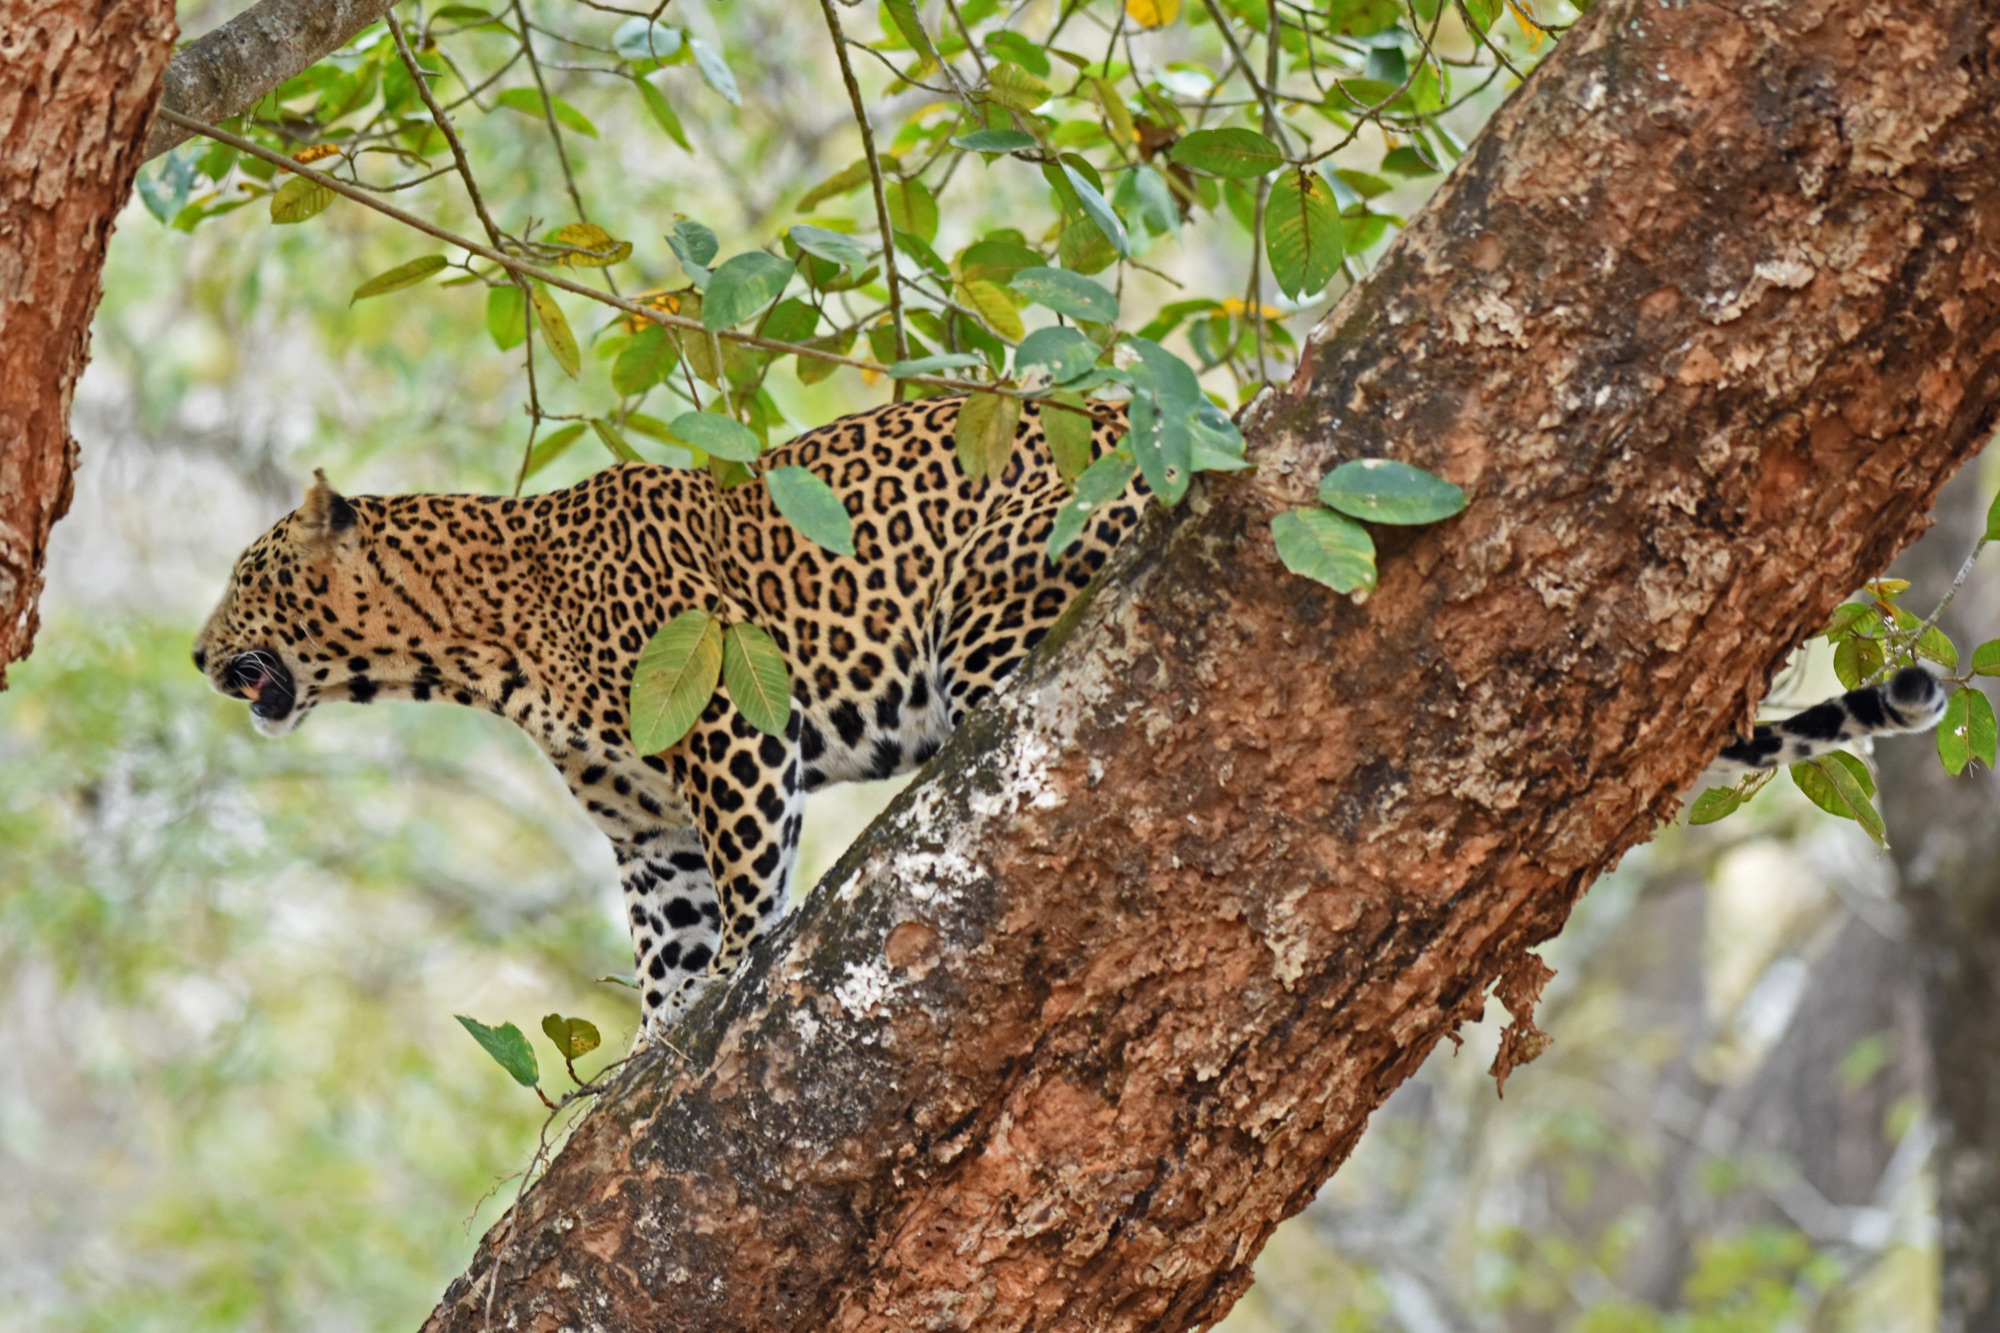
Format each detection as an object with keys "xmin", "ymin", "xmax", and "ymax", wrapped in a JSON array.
[
  {"xmin": 1710, "ymin": 666, "xmax": 1948, "ymax": 776},
  {"xmin": 195, "ymin": 398, "xmax": 1142, "ymax": 1034}
]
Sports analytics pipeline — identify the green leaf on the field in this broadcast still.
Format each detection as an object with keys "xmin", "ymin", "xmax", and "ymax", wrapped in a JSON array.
[
  {"xmin": 269, "ymin": 176, "xmax": 334, "ymax": 224},
  {"xmin": 1121, "ymin": 338, "xmax": 1203, "ymax": 504},
  {"xmin": 496, "ymin": 86, "xmax": 598, "ymax": 137},
  {"xmin": 669, "ymin": 410, "xmax": 762, "ymax": 462},
  {"xmin": 1039, "ymin": 394, "xmax": 1096, "ymax": 484},
  {"xmin": 889, "ymin": 352, "xmax": 986, "ymax": 378},
  {"xmin": 882, "ymin": 0, "xmax": 938, "ymax": 56},
  {"xmin": 954, "ymin": 392, "xmax": 1022, "ymax": 481},
  {"xmin": 1971, "ymin": 638, "xmax": 2000, "ymax": 676},
  {"xmin": 886, "ymin": 179, "xmax": 940, "ymax": 245},
  {"xmin": 613, "ymin": 323, "xmax": 680, "ymax": 395},
  {"xmin": 1938, "ymin": 686, "xmax": 1999, "ymax": 776},
  {"xmin": 701, "ymin": 252, "xmax": 795, "ymax": 330},
  {"xmin": 630, "ymin": 608, "xmax": 725, "ymax": 753},
  {"xmin": 1821, "ymin": 602, "xmax": 1875, "ymax": 642},
  {"xmin": 985, "ymin": 62, "xmax": 1052, "ymax": 111},
  {"xmin": 528, "ymin": 286, "xmax": 580, "ymax": 378},
  {"xmin": 522, "ymin": 422, "xmax": 587, "ymax": 480},
  {"xmin": 1832, "ymin": 636, "xmax": 1884, "ymax": 691},
  {"xmin": 1916, "ymin": 624, "xmax": 1959, "ymax": 670},
  {"xmin": 688, "ymin": 37, "xmax": 741, "ymax": 105},
  {"xmin": 985, "ymin": 29, "xmax": 1051, "ymax": 76},
  {"xmin": 1015, "ymin": 327, "xmax": 1099, "ymax": 386},
  {"xmin": 669, "ymin": 218, "xmax": 718, "ymax": 270},
  {"xmin": 1986, "ymin": 488, "xmax": 2000, "ymax": 541},
  {"xmin": 622, "ymin": 412, "xmax": 701, "ymax": 468},
  {"xmin": 1047, "ymin": 450, "xmax": 1135, "ymax": 558},
  {"xmin": 487, "ymin": 286, "xmax": 527, "ymax": 350},
  {"xmin": 547, "ymin": 221, "xmax": 631, "ymax": 266},
  {"xmin": 591, "ymin": 418, "xmax": 641, "ymax": 462},
  {"xmin": 1009, "ymin": 266, "xmax": 1118, "ymax": 323},
  {"xmin": 1271, "ymin": 508, "xmax": 1377, "ymax": 595},
  {"xmin": 765, "ymin": 466, "xmax": 855, "ymax": 556},
  {"xmin": 953, "ymin": 129, "xmax": 1036, "ymax": 153},
  {"xmin": 350, "ymin": 254, "xmax": 447, "ymax": 303},
  {"xmin": 455, "ymin": 1015, "xmax": 540, "ymax": 1087},
  {"xmin": 1318, "ymin": 459, "xmax": 1467, "ymax": 526},
  {"xmin": 1688, "ymin": 780, "xmax": 1752, "ymax": 820},
  {"xmin": 957, "ymin": 278, "xmax": 1025, "ymax": 342},
  {"xmin": 1788, "ymin": 752, "xmax": 1886, "ymax": 845},
  {"xmin": 789, "ymin": 224, "xmax": 869, "ymax": 270},
  {"xmin": 1169, "ymin": 127, "xmax": 1286, "ymax": 179},
  {"xmin": 1055, "ymin": 163, "xmax": 1129, "ymax": 258},
  {"xmin": 1264, "ymin": 169, "xmax": 1344, "ymax": 300},
  {"xmin": 540, "ymin": 1013, "xmax": 603, "ymax": 1060},
  {"xmin": 722, "ymin": 622, "xmax": 793, "ymax": 736},
  {"xmin": 612, "ymin": 18, "xmax": 683, "ymax": 60},
  {"xmin": 635, "ymin": 76, "xmax": 692, "ymax": 151},
  {"xmin": 1687, "ymin": 787, "xmax": 1745, "ymax": 825}
]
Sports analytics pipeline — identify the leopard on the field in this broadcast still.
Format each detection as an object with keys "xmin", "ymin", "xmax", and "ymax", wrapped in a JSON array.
[
  {"xmin": 195, "ymin": 392, "xmax": 1950, "ymax": 1036},
  {"xmin": 194, "ymin": 396, "xmax": 1143, "ymax": 1036}
]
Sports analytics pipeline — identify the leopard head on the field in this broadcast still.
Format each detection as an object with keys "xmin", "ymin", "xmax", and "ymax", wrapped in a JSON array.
[{"xmin": 194, "ymin": 471, "xmax": 409, "ymax": 736}]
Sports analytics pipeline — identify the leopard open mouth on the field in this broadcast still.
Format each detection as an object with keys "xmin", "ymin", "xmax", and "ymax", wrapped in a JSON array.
[{"xmin": 219, "ymin": 649, "xmax": 298, "ymax": 724}]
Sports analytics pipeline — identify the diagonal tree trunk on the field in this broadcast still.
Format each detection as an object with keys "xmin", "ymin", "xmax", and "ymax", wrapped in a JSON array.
[
  {"xmin": 422, "ymin": 0, "xmax": 2000, "ymax": 1327},
  {"xmin": 0, "ymin": 0, "xmax": 176, "ymax": 688}
]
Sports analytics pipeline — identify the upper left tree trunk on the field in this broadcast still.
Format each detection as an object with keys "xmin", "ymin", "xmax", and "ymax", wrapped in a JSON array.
[{"xmin": 0, "ymin": 0, "xmax": 177, "ymax": 686}]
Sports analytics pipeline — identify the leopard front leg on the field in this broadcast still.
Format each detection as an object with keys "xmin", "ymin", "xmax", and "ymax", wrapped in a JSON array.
[
  {"xmin": 616, "ymin": 823, "xmax": 725, "ymax": 1035},
  {"xmin": 673, "ymin": 695, "xmax": 807, "ymax": 988}
]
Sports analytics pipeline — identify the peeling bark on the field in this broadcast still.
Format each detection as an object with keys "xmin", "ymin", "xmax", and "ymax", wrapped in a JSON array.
[
  {"xmin": 425, "ymin": 0, "xmax": 2000, "ymax": 1327},
  {"xmin": 0, "ymin": 0, "xmax": 176, "ymax": 687}
]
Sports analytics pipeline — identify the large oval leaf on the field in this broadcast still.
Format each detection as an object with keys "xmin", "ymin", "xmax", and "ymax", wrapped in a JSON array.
[
  {"xmin": 528, "ymin": 285, "xmax": 580, "ymax": 378},
  {"xmin": 668, "ymin": 410, "xmax": 762, "ymax": 462},
  {"xmin": 1264, "ymin": 169, "xmax": 1343, "ymax": 299},
  {"xmin": 1010, "ymin": 267, "xmax": 1118, "ymax": 323},
  {"xmin": 766, "ymin": 466, "xmax": 855, "ymax": 556},
  {"xmin": 1271, "ymin": 507, "xmax": 1377, "ymax": 595},
  {"xmin": 1015, "ymin": 326, "xmax": 1099, "ymax": 385},
  {"xmin": 954, "ymin": 392, "xmax": 1022, "ymax": 481},
  {"xmin": 702, "ymin": 252, "xmax": 795, "ymax": 330},
  {"xmin": 1317, "ymin": 459, "xmax": 1467, "ymax": 525},
  {"xmin": 455, "ymin": 1015, "xmax": 539, "ymax": 1087},
  {"xmin": 722, "ymin": 622, "xmax": 793, "ymax": 737},
  {"xmin": 1169, "ymin": 127, "xmax": 1285, "ymax": 179},
  {"xmin": 630, "ymin": 608, "xmax": 724, "ymax": 753}
]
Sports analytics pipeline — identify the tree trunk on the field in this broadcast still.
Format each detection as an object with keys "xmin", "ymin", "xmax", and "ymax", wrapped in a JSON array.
[
  {"xmin": 1879, "ymin": 465, "xmax": 2000, "ymax": 1333},
  {"xmin": 0, "ymin": 0, "xmax": 175, "ymax": 688},
  {"xmin": 424, "ymin": 0, "xmax": 2000, "ymax": 1327}
]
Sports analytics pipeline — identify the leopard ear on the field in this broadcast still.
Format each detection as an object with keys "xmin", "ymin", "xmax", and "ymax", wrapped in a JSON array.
[{"xmin": 297, "ymin": 469, "xmax": 358, "ymax": 547}]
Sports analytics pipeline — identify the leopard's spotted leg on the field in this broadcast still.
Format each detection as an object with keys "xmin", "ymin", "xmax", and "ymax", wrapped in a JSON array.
[
  {"xmin": 615, "ymin": 823, "xmax": 725, "ymax": 1034},
  {"xmin": 673, "ymin": 695, "xmax": 807, "ymax": 994}
]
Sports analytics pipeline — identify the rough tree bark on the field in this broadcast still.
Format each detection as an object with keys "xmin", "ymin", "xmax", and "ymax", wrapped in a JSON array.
[
  {"xmin": 1880, "ymin": 466, "xmax": 2000, "ymax": 1333},
  {"xmin": 422, "ymin": 0, "xmax": 2000, "ymax": 1327},
  {"xmin": 141, "ymin": 0, "xmax": 402, "ymax": 162},
  {"xmin": 0, "ymin": 0, "xmax": 175, "ymax": 688}
]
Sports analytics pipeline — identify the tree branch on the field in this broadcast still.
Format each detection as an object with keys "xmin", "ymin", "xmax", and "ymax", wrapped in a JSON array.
[
  {"xmin": 421, "ymin": 0, "xmax": 2000, "ymax": 1326},
  {"xmin": 143, "ymin": 0, "xmax": 400, "ymax": 162}
]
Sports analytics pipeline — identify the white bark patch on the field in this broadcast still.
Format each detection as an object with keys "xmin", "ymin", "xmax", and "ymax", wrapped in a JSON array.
[{"xmin": 831, "ymin": 958, "xmax": 896, "ymax": 1021}]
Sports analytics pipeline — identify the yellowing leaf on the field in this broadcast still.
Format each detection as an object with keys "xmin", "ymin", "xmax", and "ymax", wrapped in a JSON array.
[
  {"xmin": 954, "ymin": 392, "xmax": 1022, "ymax": 481},
  {"xmin": 1123, "ymin": 0, "xmax": 1180, "ymax": 28},
  {"xmin": 630, "ymin": 609, "xmax": 725, "ymax": 754},
  {"xmin": 291, "ymin": 143, "xmax": 343, "ymax": 164},
  {"xmin": 351, "ymin": 254, "xmax": 448, "ymax": 303},
  {"xmin": 269, "ymin": 177, "xmax": 334, "ymax": 224},
  {"xmin": 722, "ymin": 622, "xmax": 793, "ymax": 737},
  {"xmin": 528, "ymin": 286, "xmax": 580, "ymax": 378},
  {"xmin": 958, "ymin": 278, "xmax": 1026, "ymax": 341},
  {"xmin": 548, "ymin": 221, "xmax": 633, "ymax": 267}
]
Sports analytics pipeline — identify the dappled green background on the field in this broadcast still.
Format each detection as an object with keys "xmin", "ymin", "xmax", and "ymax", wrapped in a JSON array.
[{"xmin": 1, "ymin": 0, "xmax": 1967, "ymax": 1325}]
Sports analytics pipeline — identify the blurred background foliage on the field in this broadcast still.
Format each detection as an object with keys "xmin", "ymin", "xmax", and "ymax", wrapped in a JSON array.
[{"xmin": 3, "ymin": 0, "xmax": 1994, "ymax": 1325}]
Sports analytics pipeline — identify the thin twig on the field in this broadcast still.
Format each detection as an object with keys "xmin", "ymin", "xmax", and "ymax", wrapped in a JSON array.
[
  {"xmin": 387, "ymin": 11, "xmax": 507, "ymax": 248},
  {"xmin": 1197, "ymin": 0, "xmax": 1292, "ymax": 156},
  {"xmin": 509, "ymin": 0, "xmax": 591, "ymax": 223},
  {"xmin": 816, "ymin": 0, "xmax": 911, "ymax": 393}
]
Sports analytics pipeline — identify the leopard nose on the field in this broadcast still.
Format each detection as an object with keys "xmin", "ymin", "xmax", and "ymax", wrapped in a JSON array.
[{"xmin": 193, "ymin": 648, "xmax": 208, "ymax": 672}]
